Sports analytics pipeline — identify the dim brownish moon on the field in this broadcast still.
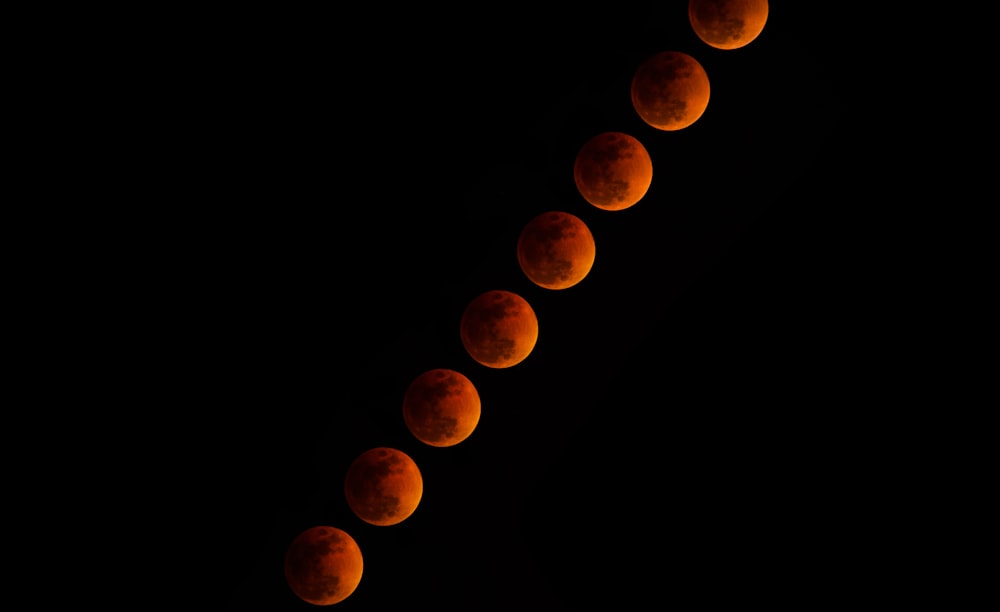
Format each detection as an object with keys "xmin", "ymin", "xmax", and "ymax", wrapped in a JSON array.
[
  {"xmin": 517, "ymin": 211, "xmax": 596, "ymax": 289},
  {"xmin": 343, "ymin": 447, "xmax": 423, "ymax": 526},
  {"xmin": 284, "ymin": 525, "xmax": 363, "ymax": 606},
  {"xmin": 460, "ymin": 289, "xmax": 538, "ymax": 368},
  {"xmin": 631, "ymin": 50, "xmax": 710, "ymax": 131},
  {"xmin": 689, "ymin": 0, "xmax": 769, "ymax": 50},
  {"xmin": 573, "ymin": 131, "xmax": 653, "ymax": 211},
  {"xmin": 402, "ymin": 368, "xmax": 481, "ymax": 447}
]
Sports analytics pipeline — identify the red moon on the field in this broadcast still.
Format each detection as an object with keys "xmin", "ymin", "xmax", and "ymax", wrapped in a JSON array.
[
  {"xmin": 573, "ymin": 131, "xmax": 653, "ymax": 211},
  {"xmin": 631, "ymin": 50, "xmax": 710, "ymax": 131},
  {"xmin": 689, "ymin": 0, "xmax": 769, "ymax": 50},
  {"xmin": 517, "ymin": 211, "xmax": 596, "ymax": 289},
  {"xmin": 344, "ymin": 447, "xmax": 423, "ymax": 526},
  {"xmin": 284, "ymin": 525, "xmax": 363, "ymax": 606},
  {"xmin": 460, "ymin": 289, "xmax": 539, "ymax": 368},
  {"xmin": 402, "ymin": 368, "xmax": 481, "ymax": 447}
]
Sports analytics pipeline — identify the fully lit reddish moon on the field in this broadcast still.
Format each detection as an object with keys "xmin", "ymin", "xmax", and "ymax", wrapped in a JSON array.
[
  {"xmin": 517, "ymin": 211, "xmax": 596, "ymax": 289},
  {"xmin": 460, "ymin": 289, "xmax": 538, "ymax": 368},
  {"xmin": 573, "ymin": 131, "xmax": 653, "ymax": 211},
  {"xmin": 689, "ymin": 0, "xmax": 769, "ymax": 50},
  {"xmin": 402, "ymin": 368, "xmax": 481, "ymax": 447},
  {"xmin": 284, "ymin": 525, "xmax": 363, "ymax": 606},
  {"xmin": 631, "ymin": 50, "xmax": 710, "ymax": 131},
  {"xmin": 344, "ymin": 447, "xmax": 423, "ymax": 526}
]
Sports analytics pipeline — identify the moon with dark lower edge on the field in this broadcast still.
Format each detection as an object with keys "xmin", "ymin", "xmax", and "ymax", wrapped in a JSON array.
[
  {"xmin": 284, "ymin": 525, "xmax": 363, "ymax": 606},
  {"xmin": 631, "ymin": 50, "xmax": 710, "ymax": 131},
  {"xmin": 344, "ymin": 447, "xmax": 423, "ymax": 526},
  {"xmin": 460, "ymin": 289, "xmax": 539, "ymax": 368},
  {"xmin": 517, "ymin": 211, "xmax": 596, "ymax": 289},
  {"xmin": 402, "ymin": 368, "xmax": 481, "ymax": 447},
  {"xmin": 573, "ymin": 132, "xmax": 653, "ymax": 211},
  {"xmin": 689, "ymin": 0, "xmax": 768, "ymax": 50}
]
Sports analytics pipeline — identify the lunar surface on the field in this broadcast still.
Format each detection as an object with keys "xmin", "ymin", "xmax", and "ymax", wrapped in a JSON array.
[
  {"xmin": 402, "ymin": 368, "xmax": 481, "ymax": 447},
  {"xmin": 283, "ymin": 525, "xmax": 363, "ymax": 606},
  {"xmin": 631, "ymin": 50, "xmax": 710, "ymax": 131},
  {"xmin": 517, "ymin": 211, "xmax": 596, "ymax": 289},
  {"xmin": 460, "ymin": 289, "xmax": 539, "ymax": 368},
  {"xmin": 573, "ymin": 131, "xmax": 653, "ymax": 211},
  {"xmin": 689, "ymin": 0, "xmax": 769, "ymax": 50},
  {"xmin": 343, "ymin": 447, "xmax": 423, "ymax": 526}
]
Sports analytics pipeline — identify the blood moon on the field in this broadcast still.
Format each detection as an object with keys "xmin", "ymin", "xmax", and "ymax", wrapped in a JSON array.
[
  {"xmin": 344, "ymin": 447, "xmax": 423, "ymax": 526},
  {"xmin": 402, "ymin": 368, "xmax": 481, "ymax": 447},
  {"xmin": 284, "ymin": 525, "xmax": 363, "ymax": 606},
  {"xmin": 631, "ymin": 50, "xmax": 710, "ymax": 131},
  {"xmin": 573, "ymin": 131, "xmax": 653, "ymax": 211},
  {"xmin": 460, "ymin": 289, "xmax": 538, "ymax": 368},
  {"xmin": 517, "ymin": 211, "xmax": 596, "ymax": 289},
  {"xmin": 689, "ymin": 0, "xmax": 769, "ymax": 50}
]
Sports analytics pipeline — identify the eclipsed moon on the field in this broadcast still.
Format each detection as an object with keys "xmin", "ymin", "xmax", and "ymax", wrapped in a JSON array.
[
  {"xmin": 573, "ymin": 131, "xmax": 653, "ymax": 211},
  {"xmin": 689, "ymin": 0, "xmax": 769, "ymax": 50},
  {"xmin": 402, "ymin": 368, "xmax": 481, "ymax": 447},
  {"xmin": 284, "ymin": 525, "xmax": 363, "ymax": 606},
  {"xmin": 517, "ymin": 211, "xmax": 596, "ymax": 289},
  {"xmin": 460, "ymin": 289, "xmax": 539, "ymax": 369},
  {"xmin": 631, "ymin": 50, "xmax": 710, "ymax": 131},
  {"xmin": 344, "ymin": 447, "xmax": 423, "ymax": 526}
]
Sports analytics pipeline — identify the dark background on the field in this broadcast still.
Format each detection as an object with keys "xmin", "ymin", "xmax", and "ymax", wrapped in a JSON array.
[{"xmin": 146, "ymin": 3, "xmax": 906, "ymax": 609}]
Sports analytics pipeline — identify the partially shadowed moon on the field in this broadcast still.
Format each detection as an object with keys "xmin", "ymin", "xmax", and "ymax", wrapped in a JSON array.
[
  {"xmin": 631, "ymin": 50, "xmax": 710, "ymax": 131},
  {"xmin": 517, "ymin": 211, "xmax": 596, "ymax": 289},
  {"xmin": 284, "ymin": 525, "xmax": 363, "ymax": 606},
  {"xmin": 344, "ymin": 447, "xmax": 423, "ymax": 526},
  {"xmin": 460, "ymin": 289, "xmax": 539, "ymax": 368},
  {"xmin": 689, "ymin": 0, "xmax": 769, "ymax": 50},
  {"xmin": 573, "ymin": 131, "xmax": 653, "ymax": 211},
  {"xmin": 402, "ymin": 368, "xmax": 481, "ymax": 447}
]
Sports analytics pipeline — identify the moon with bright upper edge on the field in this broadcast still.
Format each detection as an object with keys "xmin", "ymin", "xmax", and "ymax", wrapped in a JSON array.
[
  {"xmin": 284, "ymin": 525, "xmax": 363, "ymax": 606},
  {"xmin": 402, "ymin": 368, "xmax": 481, "ymax": 447},
  {"xmin": 517, "ymin": 211, "xmax": 596, "ymax": 289},
  {"xmin": 573, "ymin": 131, "xmax": 653, "ymax": 211},
  {"xmin": 631, "ymin": 50, "xmax": 710, "ymax": 131},
  {"xmin": 689, "ymin": 0, "xmax": 768, "ymax": 50},
  {"xmin": 460, "ymin": 289, "xmax": 538, "ymax": 368},
  {"xmin": 344, "ymin": 447, "xmax": 423, "ymax": 526}
]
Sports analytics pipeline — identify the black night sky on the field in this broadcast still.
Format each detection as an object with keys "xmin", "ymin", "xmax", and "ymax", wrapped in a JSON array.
[{"xmin": 152, "ymin": 4, "xmax": 902, "ymax": 609}]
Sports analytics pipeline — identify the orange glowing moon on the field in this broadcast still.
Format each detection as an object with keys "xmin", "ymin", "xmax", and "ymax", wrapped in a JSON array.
[
  {"xmin": 343, "ymin": 447, "xmax": 423, "ymax": 526},
  {"xmin": 689, "ymin": 0, "xmax": 769, "ymax": 50},
  {"xmin": 460, "ymin": 289, "xmax": 538, "ymax": 368},
  {"xmin": 284, "ymin": 525, "xmax": 363, "ymax": 606},
  {"xmin": 631, "ymin": 50, "xmax": 710, "ymax": 131},
  {"xmin": 573, "ymin": 131, "xmax": 653, "ymax": 211},
  {"xmin": 517, "ymin": 211, "xmax": 596, "ymax": 289},
  {"xmin": 402, "ymin": 368, "xmax": 481, "ymax": 447}
]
